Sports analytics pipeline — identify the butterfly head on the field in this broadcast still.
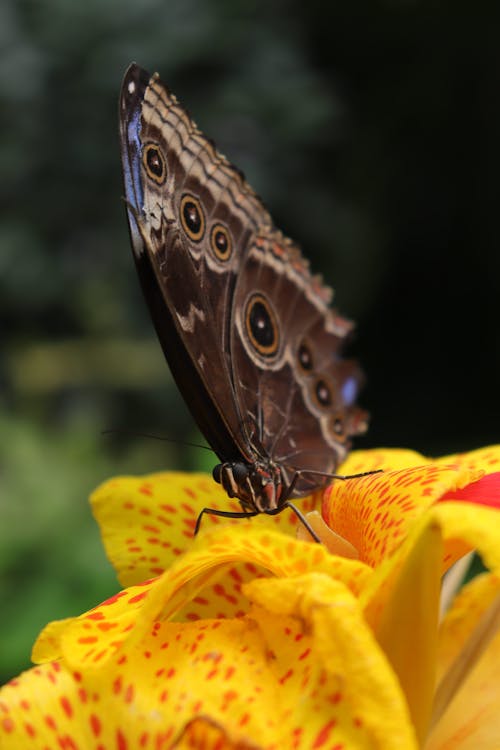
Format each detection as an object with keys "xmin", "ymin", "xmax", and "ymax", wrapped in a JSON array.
[{"xmin": 213, "ymin": 460, "xmax": 283, "ymax": 513}]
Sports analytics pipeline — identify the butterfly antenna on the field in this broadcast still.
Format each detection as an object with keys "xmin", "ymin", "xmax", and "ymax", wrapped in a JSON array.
[{"xmin": 101, "ymin": 428, "xmax": 213, "ymax": 452}]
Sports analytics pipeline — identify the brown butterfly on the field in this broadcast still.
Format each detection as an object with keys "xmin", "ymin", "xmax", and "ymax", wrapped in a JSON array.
[{"xmin": 119, "ymin": 64, "xmax": 371, "ymax": 537}]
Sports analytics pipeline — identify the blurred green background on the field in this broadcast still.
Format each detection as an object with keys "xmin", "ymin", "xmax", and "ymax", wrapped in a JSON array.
[{"xmin": 1, "ymin": 1, "xmax": 499, "ymax": 682}]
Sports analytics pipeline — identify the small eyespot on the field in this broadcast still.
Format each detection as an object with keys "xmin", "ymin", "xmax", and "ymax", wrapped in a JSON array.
[
  {"xmin": 315, "ymin": 378, "xmax": 332, "ymax": 407},
  {"xmin": 332, "ymin": 417, "xmax": 343, "ymax": 435},
  {"xmin": 143, "ymin": 143, "xmax": 167, "ymax": 185},
  {"xmin": 210, "ymin": 223, "xmax": 232, "ymax": 261},
  {"xmin": 297, "ymin": 341, "xmax": 314, "ymax": 372},
  {"xmin": 180, "ymin": 194, "xmax": 205, "ymax": 242},
  {"xmin": 245, "ymin": 293, "xmax": 280, "ymax": 357},
  {"xmin": 328, "ymin": 415, "xmax": 347, "ymax": 442}
]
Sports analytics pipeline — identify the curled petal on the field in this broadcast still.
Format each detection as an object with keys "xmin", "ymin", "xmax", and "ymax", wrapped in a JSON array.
[{"xmin": 33, "ymin": 527, "xmax": 372, "ymax": 669}]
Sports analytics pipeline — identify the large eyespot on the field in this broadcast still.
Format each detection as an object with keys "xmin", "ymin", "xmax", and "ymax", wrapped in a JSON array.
[
  {"xmin": 245, "ymin": 293, "xmax": 280, "ymax": 357},
  {"xmin": 297, "ymin": 340, "xmax": 314, "ymax": 372},
  {"xmin": 142, "ymin": 143, "xmax": 167, "ymax": 185},
  {"xmin": 210, "ymin": 223, "xmax": 232, "ymax": 261},
  {"xmin": 314, "ymin": 378, "xmax": 333, "ymax": 408},
  {"xmin": 180, "ymin": 194, "xmax": 205, "ymax": 242}
]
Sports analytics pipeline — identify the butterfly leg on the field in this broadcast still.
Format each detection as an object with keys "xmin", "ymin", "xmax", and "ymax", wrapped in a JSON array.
[{"xmin": 194, "ymin": 507, "xmax": 260, "ymax": 536}]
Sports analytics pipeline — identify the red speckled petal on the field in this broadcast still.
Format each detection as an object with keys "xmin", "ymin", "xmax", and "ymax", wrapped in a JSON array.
[
  {"xmin": 242, "ymin": 574, "xmax": 418, "ymax": 749},
  {"xmin": 433, "ymin": 444, "xmax": 500, "ymax": 473},
  {"xmin": 91, "ymin": 473, "xmax": 320, "ymax": 587},
  {"xmin": 0, "ymin": 577, "xmax": 418, "ymax": 750},
  {"xmin": 337, "ymin": 448, "xmax": 430, "ymax": 475},
  {"xmin": 33, "ymin": 578, "xmax": 160, "ymax": 665},
  {"xmin": 323, "ymin": 464, "xmax": 480, "ymax": 568},
  {"xmin": 33, "ymin": 527, "xmax": 372, "ymax": 667}
]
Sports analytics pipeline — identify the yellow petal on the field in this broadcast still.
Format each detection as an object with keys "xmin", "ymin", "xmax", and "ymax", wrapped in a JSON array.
[
  {"xmin": 91, "ymin": 473, "xmax": 319, "ymax": 586},
  {"xmin": 374, "ymin": 522, "xmax": 443, "ymax": 744}
]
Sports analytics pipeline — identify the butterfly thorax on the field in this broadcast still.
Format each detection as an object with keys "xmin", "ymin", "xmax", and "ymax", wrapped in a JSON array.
[{"xmin": 213, "ymin": 459, "xmax": 283, "ymax": 513}]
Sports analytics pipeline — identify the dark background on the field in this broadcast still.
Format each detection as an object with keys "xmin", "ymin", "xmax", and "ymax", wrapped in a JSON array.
[{"xmin": 1, "ymin": 0, "xmax": 499, "ymax": 681}]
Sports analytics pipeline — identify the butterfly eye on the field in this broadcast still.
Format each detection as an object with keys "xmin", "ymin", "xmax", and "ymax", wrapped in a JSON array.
[
  {"xmin": 297, "ymin": 341, "xmax": 314, "ymax": 372},
  {"xmin": 180, "ymin": 194, "xmax": 205, "ymax": 242},
  {"xmin": 143, "ymin": 143, "xmax": 167, "ymax": 185},
  {"xmin": 245, "ymin": 293, "xmax": 279, "ymax": 357},
  {"xmin": 314, "ymin": 378, "xmax": 332, "ymax": 408},
  {"xmin": 210, "ymin": 224, "xmax": 232, "ymax": 261}
]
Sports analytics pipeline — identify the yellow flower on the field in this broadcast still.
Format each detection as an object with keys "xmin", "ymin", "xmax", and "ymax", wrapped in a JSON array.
[{"xmin": 1, "ymin": 447, "xmax": 500, "ymax": 749}]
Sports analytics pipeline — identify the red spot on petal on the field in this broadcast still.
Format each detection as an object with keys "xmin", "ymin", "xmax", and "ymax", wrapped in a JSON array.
[
  {"xmin": 328, "ymin": 691, "xmax": 342, "ymax": 705},
  {"xmin": 116, "ymin": 729, "xmax": 128, "ymax": 750},
  {"xmin": 87, "ymin": 611, "xmax": 105, "ymax": 621},
  {"xmin": 312, "ymin": 720, "xmax": 337, "ymax": 748},
  {"xmin": 60, "ymin": 697, "xmax": 73, "ymax": 718},
  {"xmin": 193, "ymin": 596, "xmax": 209, "ymax": 605},
  {"xmin": 90, "ymin": 714, "xmax": 101, "ymax": 737},
  {"xmin": 279, "ymin": 669, "xmax": 293, "ymax": 685},
  {"xmin": 128, "ymin": 591, "xmax": 148, "ymax": 604},
  {"xmin": 24, "ymin": 723, "xmax": 35, "ymax": 737},
  {"xmin": 124, "ymin": 685, "xmax": 134, "ymax": 703},
  {"xmin": 101, "ymin": 591, "xmax": 126, "ymax": 607},
  {"xmin": 2, "ymin": 717, "xmax": 15, "ymax": 733},
  {"xmin": 45, "ymin": 715, "xmax": 57, "ymax": 731},
  {"xmin": 298, "ymin": 648, "xmax": 311, "ymax": 661}
]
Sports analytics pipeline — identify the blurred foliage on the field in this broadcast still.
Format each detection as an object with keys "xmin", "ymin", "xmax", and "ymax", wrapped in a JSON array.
[{"xmin": 1, "ymin": 0, "xmax": 500, "ymax": 680}]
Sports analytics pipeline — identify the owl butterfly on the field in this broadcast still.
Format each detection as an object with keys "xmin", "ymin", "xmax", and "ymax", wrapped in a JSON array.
[{"xmin": 119, "ymin": 64, "xmax": 370, "ymax": 539}]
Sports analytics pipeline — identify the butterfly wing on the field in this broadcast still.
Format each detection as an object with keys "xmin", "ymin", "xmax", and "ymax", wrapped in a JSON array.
[
  {"xmin": 119, "ymin": 64, "xmax": 367, "ymax": 486},
  {"xmin": 119, "ymin": 64, "xmax": 272, "ymax": 462}
]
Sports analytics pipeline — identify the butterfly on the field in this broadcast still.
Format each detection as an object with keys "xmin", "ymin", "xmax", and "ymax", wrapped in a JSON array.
[{"xmin": 119, "ymin": 64, "xmax": 370, "ymax": 537}]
